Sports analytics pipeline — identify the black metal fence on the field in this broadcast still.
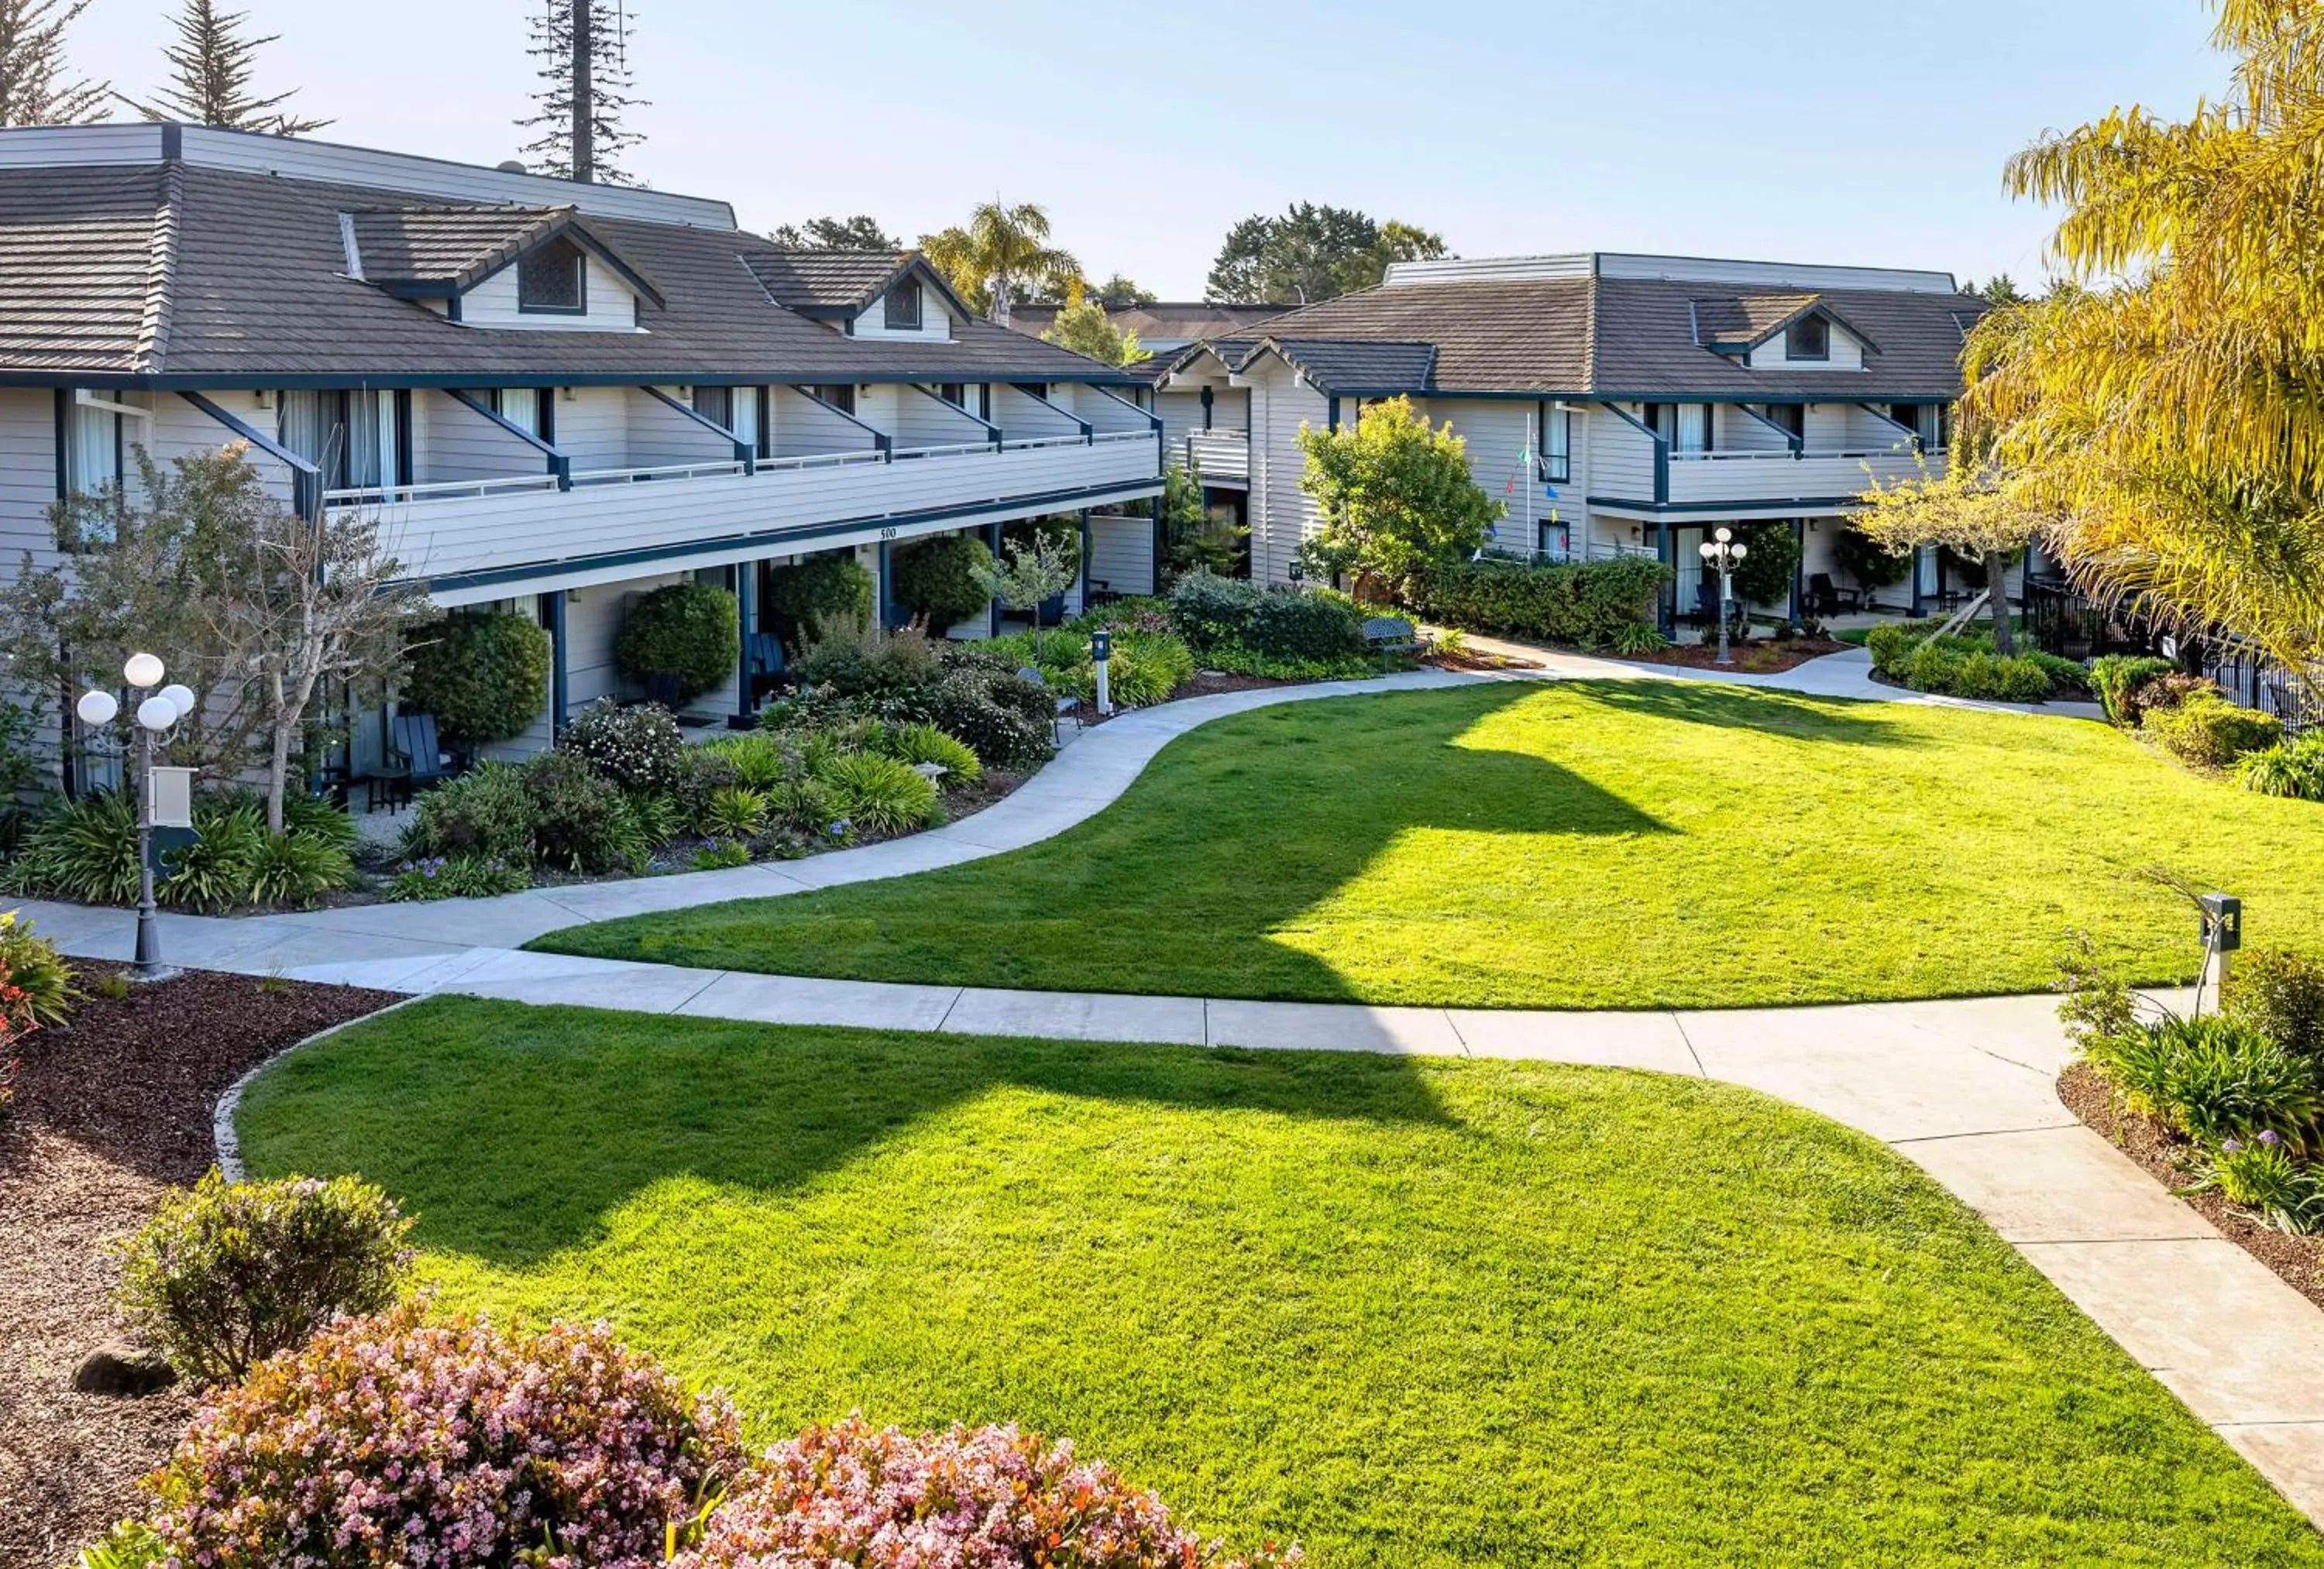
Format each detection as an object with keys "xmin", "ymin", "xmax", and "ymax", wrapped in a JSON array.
[{"xmin": 2026, "ymin": 575, "xmax": 2318, "ymax": 738}]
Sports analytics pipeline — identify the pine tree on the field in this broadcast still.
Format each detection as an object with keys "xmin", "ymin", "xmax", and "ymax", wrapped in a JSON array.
[
  {"xmin": 0, "ymin": 0, "xmax": 108, "ymax": 126},
  {"xmin": 517, "ymin": 0, "xmax": 644, "ymax": 185},
  {"xmin": 125, "ymin": 0, "xmax": 328, "ymax": 136}
]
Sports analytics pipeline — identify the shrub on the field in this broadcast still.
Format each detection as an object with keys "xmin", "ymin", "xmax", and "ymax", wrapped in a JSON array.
[
  {"xmin": 765, "ymin": 551, "xmax": 875, "ymax": 650},
  {"xmin": 987, "ymin": 627, "xmax": 1197, "ymax": 709},
  {"xmin": 1611, "ymin": 620, "xmax": 1669, "ymax": 657},
  {"xmin": 0, "ymin": 910, "xmax": 74, "ymax": 1028},
  {"xmin": 617, "ymin": 582, "xmax": 740, "ymax": 702},
  {"xmin": 525, "ymin": 750, "xmax": 647, "ymax": 874},
  {"xmin": 1872, "ymin": 623, "xmax": 2071, "ymax": 703},
  {"xmin": 815, "ymin": 750, "xmax": 940, "ymax": 836},
  {"xmin": 404, "ymin": 761, "xmax": 535, "ymax": 864},
  {"xmin": 1067, "ymin": 596, "xmax": 1176, "ymax": 637},
  {"xmin": 703, "ymin": 729, "xmax": 794, "ymax": 791},
  {"xmin": 1728, "ymin": 520, "xmax": 1802, "ymax": 609},
  {"xmin": 115, "ymin": 1169, "xmax": 411, "ymax": 1385},
  {"xmin": 386, "ymin": 854, "xmax": 530, "ymax": 901},
  {"xmin": 2144, "ymin": 686, "xmax": 2283, "ymax": 767},
  {"xmin": 2089, "ymin": 654, "xmax": 2177, "ymax": 726},
  {"xmin": 2199, "ymin": 1134, "xmax": 2324, "ymax": 1232},
  {"xmin": 691, "ymin": 839, "xmax": 754, "ymax": 870},
  {"xmin": 2020, "ymin": 650, "xmax": 2094, "ymax": 698},
  {"xmin": 283, "ymin": 793, "xmax": 360, "ymax": 852},
  {"xmin": 404, "ymin": 612, "xmax": 552, "ymax": 747},
  {"xmin": 672, "ymin": 744, "xmax": 748, "ymax": 828},
  {"xmin": 1404, "ymin": 556, "xmax": 1668, "ymax": 649},
  {"xmin": 793, "ymin": 624, "xmax": 945, "ymax": 712},
  {"xmin": 139, "ymin": 1302, "xmax": 745, "ymax": 1569},
  {"xmin": 74, "ymin": 1523, "xmax": 165, "ymax": 1569},
  {"xmin": 2238, "ymin": 733, "xmax": 2324, "ymax": 801},
  {"xmin": 702, "ymin": 785, "xmax": 771, "ymax": 841},
  {"xmin": 2123, "ymin": 670, "xmax": 2214, "ymax": 728},
  {"xmin": 881, "ymin": 721, "xmax": 983, "ymax": 786},
  {"xmin": 2228, "ymin": 948, "xmax": 2324, "ymax": 1059},
  {"xmin": 928, "ymin": 647, "xmax": 1058, "ymax": 769},
  {"xmin": 891, "ymin": 531, "xmax": 995, "ymax": 632},
  {"xmin": 156, "ymin": 798, "xmax": 266, "ymax": 912},
  {"xmin": 1169, "ymin": 574, "xmax": 1369, "ymax": 660},
  {"xmin": 244, "ymin": 829, "xmax": 353, "ymax": 908},
  {"xmin": 559, "ymin": 699, "xmax": 686, "ymax": 794},
  {"xmin": 10, "ymin": 790, "xmax": 139, "ymax": 905},
  {"xmin": 2088, "ymin": 1015, "xmax": 2322, "ymax": 1146},
  {"xmin": 672, "ymin": 1415, "xmax": 1297, "ymax": 1569},
  {"xmin": 1835, "ymin": 523, "xmax": 1910, "ymax": 593}
]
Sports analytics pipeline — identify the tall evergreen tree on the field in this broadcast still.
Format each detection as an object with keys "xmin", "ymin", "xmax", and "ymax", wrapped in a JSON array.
[
  {"xmin": 125, "ymin": 0, "xmax": 328, "ymax": 136},
  {"xmin": 768, "ymin": 215, "xmax": 898, "ymax": 251},
  {"xmin": 0, "ymin": 0, "xmax": 108, "ymax": 126},
  {"xmin": 517, "ymin": 0, "xmax": 643, "ymax": 184}
]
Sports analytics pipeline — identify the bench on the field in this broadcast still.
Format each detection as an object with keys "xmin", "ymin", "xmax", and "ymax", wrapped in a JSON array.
[{"xmin": 1363, "ymin": 616, "xmax": 1422, "ymax": 670}]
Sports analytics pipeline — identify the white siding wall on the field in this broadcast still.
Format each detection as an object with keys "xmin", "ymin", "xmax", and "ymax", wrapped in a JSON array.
[
  {"xmin": 414, "ymin": 390, "xmax": 553, "ymax": 484},
  {"xmin": 1588, "ymin": 406, "xmax": 1659, "ymax": 503},
  {"xmin": 1244, "ymin": 358, "xmax": 1329, "ymax": 586},
  {"xmin": 624, "ymin": 387, "xmax": 734, "ymax": 470},
  {"xmin": 1840, "ymin": 403, "xmax": 1919, "ymax": 453},
  {"xmin": 1088, "ymin": 513, "xmax": 1154, "ymax": 598},
  {"xmin": 459, "ymin": 254, "xmax": 639, "ymax": 332},
  {"xmin": 1750, "ymin": 325, "xmax": 1868, "ymax": 372},
  {"xmin": 554, "ymin": 387, "xmax": 629, "ymax": 473},
  {"xmin": 889, "ymin": 387, "xmax": 992, "ymax": 449},
  {"xmin": 850, "ymin": 290, "xmax": 957, "ymax": 342},
  {"xmin": 0, "ymin": 389, "xmax": 59, "ymax": 571},
  {"xmin": 1714, "ymin": 405, "xmax": 1793, "ymax": 454}
]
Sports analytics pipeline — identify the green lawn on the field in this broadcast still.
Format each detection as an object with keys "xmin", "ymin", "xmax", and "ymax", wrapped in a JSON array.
[
  {"xmin": 535, "ymin": 681, "xmax": 2324, "ymax": 1009},
  {"xmin": 235, "ymin": 997, "xmax": 2324, "ymax": 1566}
]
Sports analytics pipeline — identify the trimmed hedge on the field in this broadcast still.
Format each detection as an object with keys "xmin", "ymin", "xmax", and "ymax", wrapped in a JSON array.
[
  {"xmin": 1167, "ymin": 575, "xmax": 1367, "ymax": 660},
  {"xmin": 765, "ymin": 552, "xmax": 875, "ymax": 649},
  {"xmin": 2090, "ymin": 655, "xmax": 2177, "ymax": 728},
  {"xmin": 616, "ymin": 582, "xmax": 739, "ymax": 701},
  {"xmin": 404, "ymin": 612, "xmax": 551, "ymax": 747},
  {"xmin": 891, "ymin": 533, "xmax": 995, "ymax": 632},
  {"xmin": 2145, "ymin": 687, "xmax": 2283, "ymax": 768},
  {"xmin": 1404, "ymin": 555, "xmax": 1667, "ymax": 649}
]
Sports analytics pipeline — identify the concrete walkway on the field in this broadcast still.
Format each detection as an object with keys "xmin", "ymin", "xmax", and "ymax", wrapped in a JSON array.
[{"xmin": 21, "ymin": 655, "xmax": 2324, "ymax": 1523}]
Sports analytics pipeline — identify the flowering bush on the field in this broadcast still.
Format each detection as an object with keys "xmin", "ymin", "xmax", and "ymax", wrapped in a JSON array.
[
  {"xmin": 672, "ymin": 1415, "xmax": 1298, "ymax": 1569},
  {"xmin": 387, "ymin": 855, "xmax": 532, "ymax": 902},
  {"xmin": 114, "ymin": 1170, "xmax": 413, "ymax": 1384},
  {"xmin": 139, "ymin": 1303, "xmax": 744, "ymax": 1569},
  {"xmin": 559, "ymin": 699, "xmax": 688, "ymax": 795}
]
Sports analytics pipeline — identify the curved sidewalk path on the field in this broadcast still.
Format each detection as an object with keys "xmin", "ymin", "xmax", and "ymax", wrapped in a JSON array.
[{"xmin": 19, "ymin": 652, "xmax": 2324, "ymax": 1523}]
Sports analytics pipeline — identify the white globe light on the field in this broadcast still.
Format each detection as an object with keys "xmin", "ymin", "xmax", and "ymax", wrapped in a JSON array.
[
  {"xmin": 122, "ymin": 651, "xmax": 164, "ymax": 688},
  {"xmin": 1731, "ymin": 544, "xmax": 1749, "ymax": 561},
  {"xmin": 1698, "ymin": 542, "xmax": 1717, "ymax": 559},
  {"xmin": 136, "ymin": 695, "xmax": 177, "ymax": 733},
  {"xmin": 1714, "ymin": 527, "xmax": 1734, "ymax": 544},
  {"xmin": 75, "ymin": 689, "xmax": 118, "ymax": 727},
  {"xmin": 160, "ymin": 683, "xmax": 196, "ymax": 719}
]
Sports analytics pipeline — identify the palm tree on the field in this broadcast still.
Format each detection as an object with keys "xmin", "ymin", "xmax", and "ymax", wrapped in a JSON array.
[
  {"xmin": 919, "ymin": 201, "xmax": 1078, "ymax": 324},
  {"xmin": 1953, "ymin": 0, "xmax": 2324, "ymax": 684}
]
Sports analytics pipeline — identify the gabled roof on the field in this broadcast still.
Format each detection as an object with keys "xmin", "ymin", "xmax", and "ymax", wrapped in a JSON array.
[
  {"xmin": 0, "ymin": 160, "xmax": 1133, "ymax": 385},
  {"xmin": 741, "ymin": 250, "xmax": 968, "ymax": 324},
  {"xmin": 1210, "ymin": 271, "xmax": 1978, "ymax": 400},
  {"xmin": 1260, "ymin": 337, "xmax": 1438, "ymax": 396},
  {"xmin": 1689, "ymin": 294, "xmax": 1881, "ymax": 357},
  {"xmin": 344, "ymin": 204, "xmax": 667, "ymax": 308}
]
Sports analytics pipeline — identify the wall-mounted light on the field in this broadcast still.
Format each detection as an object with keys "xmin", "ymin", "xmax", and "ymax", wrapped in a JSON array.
[
  {"xmin": 253, "ymin": 390, "xmax": 275, "ymax": 410},
  {"xmin": 560, "ymin": 386, "xmax": 579, "ymax": 403}
]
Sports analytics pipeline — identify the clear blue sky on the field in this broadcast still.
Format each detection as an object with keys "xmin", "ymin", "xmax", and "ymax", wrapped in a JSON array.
[{"xmin": 77, "ymin": 0, "xmax": 2229, "ymax": 297}]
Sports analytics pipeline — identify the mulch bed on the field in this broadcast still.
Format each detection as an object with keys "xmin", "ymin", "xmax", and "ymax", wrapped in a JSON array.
[
  {"xmin": 0, "ymin": 970, "xmax": 399, "ymax": 1568},
  {"xmin": 2057, "ymin": 1060, "xmax": 2324, "ymax": 1311},
  {"xmin": 1616, "ymin": 637, "xmax": 1848, "ymax": 675}
]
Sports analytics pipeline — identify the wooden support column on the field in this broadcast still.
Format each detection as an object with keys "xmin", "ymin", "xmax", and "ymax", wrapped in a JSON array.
[
  {"xmin": 544, "ymin": 590, "xmax": 569, "ymax": 738},
  {"xmin": 735, "ymin": 561, "xmax": 758, "ymax": 722},
  {"xmin": 1078, "ymin": 508, "xmax": 1092, "ymax": 610},
  {"xmin": 1790, "ymin": 518, "xmax": 1807, "ymax": 626},
  {"xmin": 988, "ymin": 520, "xmax": 1003, "ymax": 637}
]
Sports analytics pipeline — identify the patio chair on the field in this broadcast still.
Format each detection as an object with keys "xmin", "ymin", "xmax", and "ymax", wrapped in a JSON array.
[
  {"xmin": 1807, "ymin": 572, "xmax": 1862, "ymax": 617},
  {"xmin": 744, "ymin": 630, "xmax": 784, "ymax": 703},
  {"xmin": 368, "ymin": 711, "xmax": 450, "ymax": 813}
]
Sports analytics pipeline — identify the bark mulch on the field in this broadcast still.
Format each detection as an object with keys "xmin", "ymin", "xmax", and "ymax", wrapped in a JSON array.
[
  {"xmin": 1617, "ymin": 637, "xmax": 1848, "ymax": 675},
  {"xmin": 2058, "ymin": 1060, "xmax": 2324, "ymax": 1312},
  {"xmin": 0, "ymin": 970, "xmax": 399, "ymax": 1569}
]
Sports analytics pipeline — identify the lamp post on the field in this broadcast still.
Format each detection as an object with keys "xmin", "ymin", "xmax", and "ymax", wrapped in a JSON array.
[
  {"xmin": 1697, "ymin": 527, "xmax": 1749, "ymax": 668},
  {"xmin": 75, "ymin": 654, "xmax": 193, "ymax": 979}
]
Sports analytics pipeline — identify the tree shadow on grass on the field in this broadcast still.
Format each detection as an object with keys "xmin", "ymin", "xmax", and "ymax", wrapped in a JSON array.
[
  {"xmin": 537, "ymin": 684, "xmax": 1679, "ymax": 1005},
  {"xmin": 240, "ymin": 998, "xmax": 1469, "ymax": 1269},
  {"xmin": 1563, "ymin": 677, "xmax": 1910, "ymax": 747}
]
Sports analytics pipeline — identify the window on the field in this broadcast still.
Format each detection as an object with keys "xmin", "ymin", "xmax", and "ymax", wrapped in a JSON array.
[
  {"xmin": 809, "ymin": 384, "xmax": 855, "ymax": 416},
  {"xmin": 731, "ymin": 386, "xmax": 768, "ymax": 457},
  {"xmin": 1890, "ymin": 403, "xmax": 1951, "ymax": 450},
  {"xmin": 1676, "ymin": 404, "xmax": 1711, "ymax": 455},
  {"xmin": 1762, "ymin": 403, "xmax": 1806, "ymax": 441},
  {"xmin": 936, "ymin": 383, "xmax": 967, "ymax": 408},
  {"xmin": 1787, "ymin": 314, "xmax": 1831, "ymax": 362},
  {"xmin": 1541, "ymin": 406, "xmax": 1572, "ymax": 483},
  {"xmin": 884, "ymin": 276, "xmax": 923, "ymax": 331},
  {"xmin": 517, "ymin": 237, "xmax": 587, "ymax": 314},
  {"xmin": 491, "ymin": 388, "xmax": 550, "ymax": 438},
  {"xmin": 692, "ymin": 385, "xmax": 734, "ymax": 430}
]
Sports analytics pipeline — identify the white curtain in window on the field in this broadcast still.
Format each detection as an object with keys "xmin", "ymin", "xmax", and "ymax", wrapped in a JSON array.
[
  {"xmin": 497, "ymin": 390, "xmax": 541, "ymax": 436},
  {"xmin": 730, "ymin": 386, "xmax": 759, "ymax": 451},
  {"xmin": 1544, "ymin": 409, "xmax": 1571, "ymax": 479},
  {"xmin": 68, "ymin": 400, "xmax": 121, "ymax": 494},
  {"xmin": 1676, "ymin": 404, "xmax": 1709, "ymax": 454}
]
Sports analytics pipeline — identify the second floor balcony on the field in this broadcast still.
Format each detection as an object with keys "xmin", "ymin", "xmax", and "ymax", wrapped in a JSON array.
[
  {"xmin": 1588, "ymin": 400, "xmax": 1942, "ymax": 514},
  {"xmin": 1181, "ymin": 428, "xmax": 1250, "ymax": 486}
]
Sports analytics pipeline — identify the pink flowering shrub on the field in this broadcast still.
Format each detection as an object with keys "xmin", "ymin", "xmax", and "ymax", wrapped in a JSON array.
[
  {"xmin": 141, "ymin": 1303, "xmax": 744, "ymax": 1569},
  {"xmin": 671, "ymin": 1414, "xmax": 1301, "ymax": 1569}
]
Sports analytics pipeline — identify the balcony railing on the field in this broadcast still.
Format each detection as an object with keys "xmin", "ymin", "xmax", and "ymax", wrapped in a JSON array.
[
  {"xmin": 334, "ymin": 430, "xmax": 1160, "ymax": 585},
  {"xmin": 1666, "ymin": 447, "xmax": 1931, "ymax": 506},
  {"xmin": 1183, "ymin": 429, "xmax": 1250, "ymax": 484}
]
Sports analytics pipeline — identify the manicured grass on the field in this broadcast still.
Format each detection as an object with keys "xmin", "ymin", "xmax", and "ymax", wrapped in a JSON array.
[
  {"xmin": 236, "ymin": 997, "xmax": 2324, "ymax": 1566},
  {"xmin": 535, "ymin": 681, "xmax": 2324, "ymax": 1009}
]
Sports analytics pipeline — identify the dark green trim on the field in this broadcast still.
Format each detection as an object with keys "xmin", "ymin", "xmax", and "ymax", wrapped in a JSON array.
[
  {"xmin": 448, "ymin": 389, "xmax": 571, "ymax": 489},
  {"xmin": 180, "ymin": 390, "xmax": 323, "ymax": 518},
  {"xmin": 421, "ymin": 479, "xmax": 1164, "ymax": 596},
  {"xmin": 1587, "ymin": 495, "xmax": 1870, "ymax": 516},
  {"xmin": 640, "ymin": 384, "xmax": 754, "ymax": 471},
  {"xmin": 542, "ymin": 590, "xmax": 569, "ymax": 736}
]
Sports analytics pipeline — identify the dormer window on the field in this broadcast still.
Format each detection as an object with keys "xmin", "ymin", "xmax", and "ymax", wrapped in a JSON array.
[
  {"xmin": 1788, "ymin": 314, "xmax": 1831, "ymax": 362},
  {"xmin": 518, "ymin": 238, "xmax": 587, "ymax": 314},
  {"xmin": 885, "ymin": 276, "xmax": 923, "ymax": 331}
]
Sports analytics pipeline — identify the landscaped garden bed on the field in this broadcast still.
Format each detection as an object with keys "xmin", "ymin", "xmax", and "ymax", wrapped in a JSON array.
[
  {"xmin": 0, "ymin": 963, "xmax": 396, "ymax": 1568},
  {"xmin": 215, "ymin": 995, "xmax": 2324, "ymax": 1564},
  {"xmin": 535, "ymin": 679, "xmax": 2324, "ymax": 1009}
]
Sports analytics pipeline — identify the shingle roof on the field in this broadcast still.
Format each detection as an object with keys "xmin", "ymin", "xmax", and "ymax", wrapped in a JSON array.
[
  {"xmin": 1265, "ymin": 338, "xmax": 1439, "ymax": 394},
  {"xmin": 0, "ymin": 163, "xmax": 1131, "ymax": 386},
  {"xmin": 1008, "ymin": 300, "xmax": 1293, "ymax": 344},
  {"xmin": 741, "ymin": 249, "xmax": 914, "ymax": 315},
  {"xmin": 0, "ymin": 163, "xmax": 171, "ymax": 373},
  {"xmin": 1219, "ymin": 274, "xmax": 1979, "ymax": 399},
  {"xmin": 346, "ymin": 205, "xmax": 566, "ymax": 290}
]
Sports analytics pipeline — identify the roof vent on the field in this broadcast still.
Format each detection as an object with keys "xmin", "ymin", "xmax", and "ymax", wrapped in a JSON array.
[{"xmin": 495, "ymin": 160, "xmax": 528, "ymax": 174}]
